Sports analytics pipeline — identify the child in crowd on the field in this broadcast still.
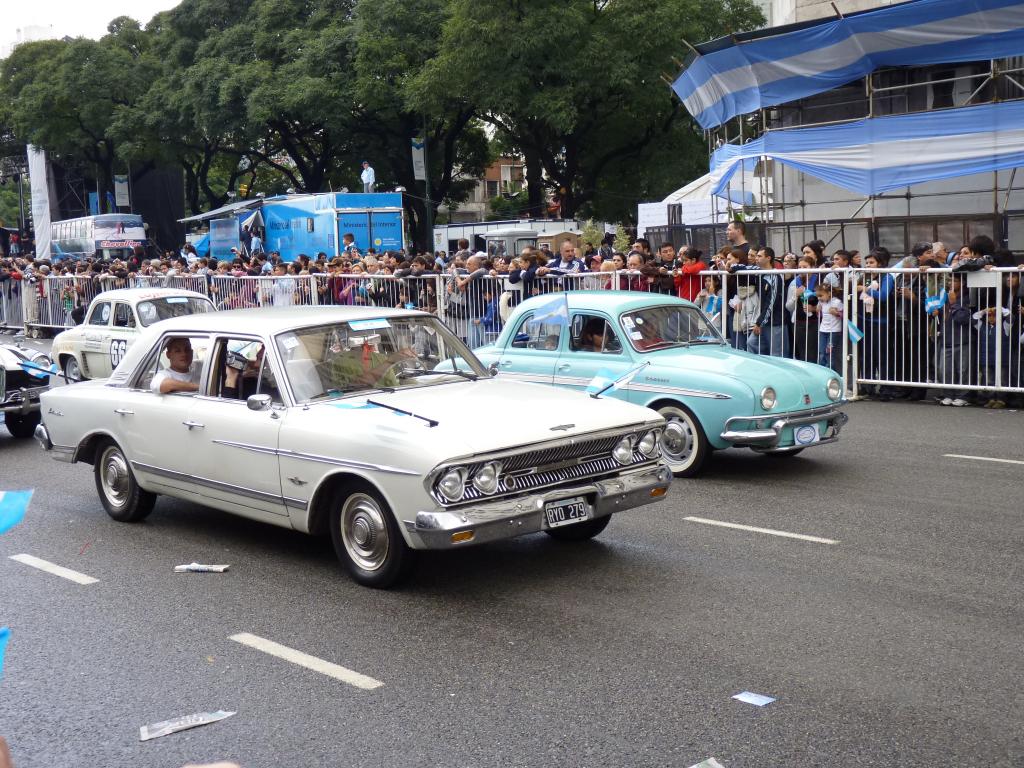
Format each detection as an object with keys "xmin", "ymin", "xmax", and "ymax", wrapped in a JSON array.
[
  {"xmin": 815, "ymin": 282, "xmax": 843, "ymax": 374},
  {"xmin": 695, "ymin": 275, "xmax": 723, "ymax": 323},
  {"xmin": 937, "ymin": 275, "xmax": 973, "ymax": 406},
  {"xmin": 973, "ymin": 304, "xmax": 1011, "ymax": 409}
]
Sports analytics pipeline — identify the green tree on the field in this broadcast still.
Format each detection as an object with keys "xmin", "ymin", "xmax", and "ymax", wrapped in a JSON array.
[
  {"xmin": 0, "ymin": 25, "xmax": 159, "ymax": 205},
  {"xmin": 417, "ymin": 0, "xmax": 762, "ymax": 222},
  {"xmin": 350, "ymin": 0, "xmax": 490, "ymax": 249}
]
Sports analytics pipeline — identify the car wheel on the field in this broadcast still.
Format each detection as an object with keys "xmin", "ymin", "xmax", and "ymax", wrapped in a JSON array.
[
  {"xmin": 94, "ymin": 440, "xmax": 156, "ymax": 522},
  {"xmin": 330, "ymin": 484, "xmax": 414, "ymax": 588},
  {"xmin": 657, "ymin": 404, "xmax": 709, "ymax": 478},
  {"xmin": 4, "ymin": 411, "xmax": 41, "ymax": 439},
  {"xmin": 63, "ymin": 356, "xmax": 83, "ymax": 382},
  {"xmin": 544, "ymin": 514, "xmax": 611, "ymax": 541}
]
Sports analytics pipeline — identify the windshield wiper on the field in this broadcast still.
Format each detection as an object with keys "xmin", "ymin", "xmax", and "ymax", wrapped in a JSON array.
[
  {"xmin": 365, "ymin": 398, "xmax": 439, "ymax": 427},
  {"xmin": 396, "ymin": 368, "xmax": 478, "ymax": 381}
]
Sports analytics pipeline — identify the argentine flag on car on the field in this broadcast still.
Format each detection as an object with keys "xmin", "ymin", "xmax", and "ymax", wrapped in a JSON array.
[
  {"xmin": 526, "ymin": 293, "xmax": 569, "ymax": 326},
  {"xmin": 18, "ymin": 360, "xmax": 58, "ymax": 379},
  {"xmin": 585, "ymin": 362, "xmax": 650, "ymax": 398}
]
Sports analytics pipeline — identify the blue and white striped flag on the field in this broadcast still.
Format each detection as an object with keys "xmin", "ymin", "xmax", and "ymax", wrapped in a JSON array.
[
  {"xmin": 586, "ymin": 362, "xmax": 649, "ymax": 398},
  {"xmin": 924, "ymin": 288, "xmax": 947, "ymax": 314},
  {"xmin": 846, "ymin": 320, "xmax": 864, "ymax": 344},
  {"xmin": 526, "ymin": 293, "xmax": 569, "ymax": 327},
  {"xmin": 19, "ymin": 360, "xmax": 58, "ymax": 379}
]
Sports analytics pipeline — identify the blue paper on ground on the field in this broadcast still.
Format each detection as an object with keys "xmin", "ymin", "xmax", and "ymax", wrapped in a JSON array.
[
  {"xmin": 732, "ymin": 691, "xmax": 776, "ymax": 706},
  {"xmin": 0, "ymin": 489, "xmax": 33, "ymax": 535},
  {"xmin": 0, "ymin": 627, "xmax": 9, "ymax": 678}
]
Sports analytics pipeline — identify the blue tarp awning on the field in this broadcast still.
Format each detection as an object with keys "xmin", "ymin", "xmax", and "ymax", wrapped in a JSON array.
[
  {"xmin": 673, "ymin": 0, "xmax": 1024, "ymax": 130},
  {"xmin": 710, "ymin": 100, "xmax": 1024, "ymax": 196}
]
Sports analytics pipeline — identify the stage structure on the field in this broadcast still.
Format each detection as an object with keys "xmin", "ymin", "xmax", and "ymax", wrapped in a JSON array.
[{"xmin": 670, "ymin": 0, "xmax": 1024, "ymax": 259}]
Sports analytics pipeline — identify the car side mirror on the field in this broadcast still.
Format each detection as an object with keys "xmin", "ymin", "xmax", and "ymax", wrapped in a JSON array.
[
  {"xmin": 488, "ymin": 361, "xmax": 499, "ymax": 376},
  {"xmin": 247, "ymin": 393, "xmax": 272, "ymax": 411}
]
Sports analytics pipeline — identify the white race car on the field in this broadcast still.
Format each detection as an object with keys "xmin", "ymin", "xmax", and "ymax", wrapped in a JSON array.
[{"xmin": 52, "ymin": 288, "xmax": 214, "ymax": 381}]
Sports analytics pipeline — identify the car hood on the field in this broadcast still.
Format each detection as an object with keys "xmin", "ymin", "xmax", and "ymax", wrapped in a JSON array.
[
  {"xmin": 648, "ymin": 344, "xmax": 835, "ymax": 409},
  {"xmin": 308, "ymin": 377, "xmax": 661, "ymax": 457}
]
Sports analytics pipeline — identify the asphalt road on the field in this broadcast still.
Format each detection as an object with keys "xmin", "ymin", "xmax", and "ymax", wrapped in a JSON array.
[{"xmin": 0, "ymin": 399, "xmax": 1021, "ymax": 768}]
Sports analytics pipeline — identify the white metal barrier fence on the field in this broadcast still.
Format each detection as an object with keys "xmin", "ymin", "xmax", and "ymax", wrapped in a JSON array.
[
  {"xmin": 18, "ymin": 267, "xmax": 1024, "ymax": 397},
  {"xmin": 702, "ymin": 266, "xmax": 1024, "ymax": 398}
]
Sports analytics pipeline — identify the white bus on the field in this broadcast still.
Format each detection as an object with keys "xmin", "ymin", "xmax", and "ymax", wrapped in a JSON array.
[{"xmin": 50, "ymin": 214, "xmax": 148, "ymax": 261}]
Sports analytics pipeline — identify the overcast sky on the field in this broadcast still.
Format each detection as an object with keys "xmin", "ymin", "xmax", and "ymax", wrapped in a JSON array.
[{"xmin": 0, "ymin": 0, "xmax": 182, "ymax": 56}]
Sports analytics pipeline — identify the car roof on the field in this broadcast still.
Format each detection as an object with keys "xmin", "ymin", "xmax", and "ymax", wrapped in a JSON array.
[
  {"xmin": 516, "ymin": 290, "xmax": 695, "ymax": 314},
  {"xmin": 151, "ymin": 305, "xmax": 425, "ymax": 335},
  {"xmin": 91, "ymin": 287, "xmax": 211, "ymax": 303}
]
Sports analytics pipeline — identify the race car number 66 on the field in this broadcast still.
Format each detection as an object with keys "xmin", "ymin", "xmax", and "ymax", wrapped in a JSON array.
[{"xmin": 110, "ymin": 339, "xmax": 128, "ymax": 368}]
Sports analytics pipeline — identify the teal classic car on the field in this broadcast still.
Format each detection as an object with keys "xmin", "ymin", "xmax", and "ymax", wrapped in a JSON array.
[{"xmin": 474, "ymin": 291, "xmax": 848, "ymax": 477}]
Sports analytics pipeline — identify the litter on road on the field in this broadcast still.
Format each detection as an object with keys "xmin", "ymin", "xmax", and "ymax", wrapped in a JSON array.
[
  {"xmin": 0, "ymin": 490, "xmax": 33, "ymax": 535},
  {"xmin": 139, "ymin": 710, "xmax": 236, "ymax": 741},
  {"xmin": 732, "ymin": 691, "xmax": 776, "ymax": 706},
  {"xmin": 688, "ymin": 759, "xmax": 725, "ymax": 768},
  {"xmin": 0, "ymin": 627, "xmax": 9, "ymax": 678},
  {"xmin": 174, "ymin": 563, "xmax": 231, "ymax": 573}
]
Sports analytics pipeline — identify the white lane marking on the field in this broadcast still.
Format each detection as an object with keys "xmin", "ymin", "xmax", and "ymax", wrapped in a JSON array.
[
  {"xmin": 8, "ymin": 554, "xmax": 99, "ymax": 584},
  {"xmin": 683, "ymin": 517, "xmax": 838, "ymax": 545},
  {"xmin": 229, "ymin": 632, "xmax": 383, "ymax": 690},
  {"xmin": 944, "ymin": 453, "xmax": 1024, "ymax": 466}
]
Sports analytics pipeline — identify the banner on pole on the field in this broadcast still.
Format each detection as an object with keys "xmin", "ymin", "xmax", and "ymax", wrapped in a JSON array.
[
  {"xmin": 114, "ymin": 174, "xmax": 130, "ymax": 207},
  {"xmin": 411, "ymin": 138, "xmax": 426, "ymax": 182}
]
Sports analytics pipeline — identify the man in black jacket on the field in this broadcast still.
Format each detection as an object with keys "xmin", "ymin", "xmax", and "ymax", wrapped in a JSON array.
[{"xmin": 732, "ymin": 247, "xmax": 787, "ymax": 356}]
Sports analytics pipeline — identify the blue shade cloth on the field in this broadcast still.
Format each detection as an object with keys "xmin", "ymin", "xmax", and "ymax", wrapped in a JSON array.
[
  {"xmin": 673, "ymin": 0, "xmax": 1024, "ymax": 129},
  {"xmin": 0, "ymin": 626, "xmax": 8, "ymax": 678},
  {"xmin": 0, "ymin": 490, "xmax": 33, "ymax": 535},
  {"xmin": 526, "ymin": 294, "xmax": 569, "ymax": 326},
  {"xmin": 709, "ymin": 101, "xmax": 1024, "ymax": 197}
]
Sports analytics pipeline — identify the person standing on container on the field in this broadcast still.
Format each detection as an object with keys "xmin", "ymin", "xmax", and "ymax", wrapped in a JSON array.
[{"xmin": 361, "ymin": 161, "xmax": 375, "ymax": 193}]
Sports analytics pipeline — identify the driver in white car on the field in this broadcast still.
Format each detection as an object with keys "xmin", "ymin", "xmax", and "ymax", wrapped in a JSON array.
[{"xmin": 151, "ymin": 337, "xmax": 202, "ymax": 394}]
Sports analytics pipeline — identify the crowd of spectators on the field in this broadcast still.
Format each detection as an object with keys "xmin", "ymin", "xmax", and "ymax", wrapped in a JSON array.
[{"xmin": 3, "ymin": 222, "xmax": 1022, "ymax": 406}]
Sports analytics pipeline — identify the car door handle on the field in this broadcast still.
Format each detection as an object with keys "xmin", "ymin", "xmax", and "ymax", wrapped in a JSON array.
[
  {"xmin": 500, "ymin": 360, "xmax": 512, "ymax": 367},
  {"xmin": 182, "ymin": 421, "xmax": 205, "ymax": 430},
  {"xmin": 113, "ymin": 408, "xmax": 134, "ymax": 416},
  {"xmin": 558, "ymin": 363, "xmax": 571, "ymax": 370}
]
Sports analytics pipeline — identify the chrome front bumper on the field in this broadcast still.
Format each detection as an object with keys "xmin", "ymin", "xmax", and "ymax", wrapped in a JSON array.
[
  {"xmin": 0, "ymin": 390, "xmax": 43, "ymax": 415},
  {"xmin": 720, "ymin": 403, "xmax": 848, "ymax": 452},
  {"xmin": 404, "ymin": 462, "xmax": 673, "ymax": 549}
]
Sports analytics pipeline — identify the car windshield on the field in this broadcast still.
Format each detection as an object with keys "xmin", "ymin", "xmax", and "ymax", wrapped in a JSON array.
[
  {"xmin": 620, "ymin": 305, "xmax": 724, "ymax": 352},
  {"xmin": 275, "ymin": 315, "xmax": 488, "ymax": 402},
  {"xmin": 136, "ymin": 297, "xmax": 213, "ymax": 327}
]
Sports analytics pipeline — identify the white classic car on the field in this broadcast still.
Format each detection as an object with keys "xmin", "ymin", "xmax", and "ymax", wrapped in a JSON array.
[
  {"xmin": 51, "ymin": 287, "xmax": 214, "ymax": 381},
  {"xmin": 37, "ymin": 306, "xmax": 672, "ymax": 587}
]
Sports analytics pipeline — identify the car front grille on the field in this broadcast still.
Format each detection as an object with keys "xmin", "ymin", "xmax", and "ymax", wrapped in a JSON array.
[{"xmin": 443, "ymin": 430, "xmax": 655, "ymax": 506}]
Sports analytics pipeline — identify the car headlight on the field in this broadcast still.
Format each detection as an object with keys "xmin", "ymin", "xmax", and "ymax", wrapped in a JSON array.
[
  {"xmin": 436, "ymin": 467, "xmax": 466, "ymax": 502},
  {"xmin": 827, "ymin": 378, "xmax": 842, "ymax": 401},
  {"xmin": 637, "ymin": 430, "xmax": 660, "ymax": 457},
  {"xmin": 760, "ymin": 386, "xmax": 777, "ymax": 410},
  {"xmin": 472, "ymin": 461, "xmax": 502, "ymax": 495},
  {"xmin": 612, "ymin": 436, "xmax": 634, "ymax": 465}
]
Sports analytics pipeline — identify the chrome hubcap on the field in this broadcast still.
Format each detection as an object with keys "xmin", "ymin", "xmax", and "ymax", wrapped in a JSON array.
[
  {"xmin": 66, "ymin": 359, "xmax": 81, "ymax": 380},
  {"xmin": 341, "ymin": 494, "xmax": 389, "ymax": 572},
  {"xmin": 662, "ymin": 418, "xmax": 694, "ymax": 465},
  {"xmin": 100, "ymin": 447, "xmax": 130, "ymax": 507}
]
